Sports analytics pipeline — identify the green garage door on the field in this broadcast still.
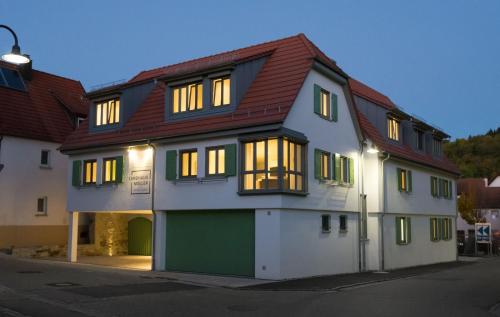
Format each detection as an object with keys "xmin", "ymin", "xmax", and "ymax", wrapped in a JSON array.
[
  {"xmin": 166, "ymin": 210, "xmax": 255, "ymax": 277},
  {"xmin": 128, "ymin": 217, "xmax": 152, "ymax": 256}
]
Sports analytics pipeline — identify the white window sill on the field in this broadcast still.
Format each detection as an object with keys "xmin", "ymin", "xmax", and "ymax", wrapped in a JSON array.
[
  {"xmin": 35, "ymin": 213, "xmax": 48, "ymax": 217},
  {"xmin": 39, "ymin": 165, "xmax": 52, "ymax": 170}
]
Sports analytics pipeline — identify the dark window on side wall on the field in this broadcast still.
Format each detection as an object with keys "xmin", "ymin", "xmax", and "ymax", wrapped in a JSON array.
[
  {"xmin": 416, "ymin": 129, "xmax": 424, "ymax": 150},
  {"xmin": 40, "ymin": 150, "xmax": 50, "ymax": 167},
  {"xmin": 322, "ymin": 214, "xmax": 331, "ymax": 232},
  {"xmin": 339, "ymin": 215, "xmax": 347, "ymax": 232}
]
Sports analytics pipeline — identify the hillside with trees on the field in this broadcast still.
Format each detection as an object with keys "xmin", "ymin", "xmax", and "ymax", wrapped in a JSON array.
[{"xmin": 444, "ymin": 127, "xmax": 500, "ymax": 179}]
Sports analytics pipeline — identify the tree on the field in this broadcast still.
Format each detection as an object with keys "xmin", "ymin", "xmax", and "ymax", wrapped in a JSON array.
[{"xmin": 458, "ymin": 191, "xmax": 483, "ymax": 225}]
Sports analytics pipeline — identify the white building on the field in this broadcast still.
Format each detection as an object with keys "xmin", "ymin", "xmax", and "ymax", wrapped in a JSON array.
[
  {"xmin": 61, "ymin": 34, "xmax": 459, "ymax": 279},
  {"xmin": 0, "ymin": 61, "xmax": 87, "ymax": 249}
]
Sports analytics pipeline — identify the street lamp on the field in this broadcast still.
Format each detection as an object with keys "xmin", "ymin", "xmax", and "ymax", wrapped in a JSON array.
[{"xmin": 1, "ymin": 25, "xmax": 30, "ymax": 65}]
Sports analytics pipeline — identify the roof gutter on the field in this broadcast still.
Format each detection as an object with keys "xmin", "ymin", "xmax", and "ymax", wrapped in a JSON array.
[{"xmin": 0, "ymin": 136, "xmax": 4, "ymax": 173}]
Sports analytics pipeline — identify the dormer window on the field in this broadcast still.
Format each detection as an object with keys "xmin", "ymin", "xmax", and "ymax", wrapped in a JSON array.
[
  {"xmin": 172, "ymin": 82, "xmax": 203, "ymax": 113},
  {"xmin": 96, "ymin": 98, "xmax": 120, "ymax": 126},
  {"xmin": 432, "ymin": 138, "xmax": 442, "ymax": 156},
  {"xmin": 212, "ymin": 77, "xmax": 230, "ymax": 106},
  {"xmin": 387, "ymin": 117, "xmax": 400, "ymax": 141},
  {"xmin": 415, "ymin": 129, "xmax": 424, "ymax": 150}
]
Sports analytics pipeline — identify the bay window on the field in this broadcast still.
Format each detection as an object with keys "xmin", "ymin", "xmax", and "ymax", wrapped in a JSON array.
[{"xmin": 241, "ymin": 137, "xmax": 305, "ymax": 193}]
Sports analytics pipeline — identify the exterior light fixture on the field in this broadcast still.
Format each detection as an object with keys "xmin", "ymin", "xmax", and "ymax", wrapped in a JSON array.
[
  {"xmin": 1, "ymin": 25, "xmax": 30, "ymax": 65},
  {"xmin": 367, "ymin": 145, "xmax": 379, "ymax": 154}
]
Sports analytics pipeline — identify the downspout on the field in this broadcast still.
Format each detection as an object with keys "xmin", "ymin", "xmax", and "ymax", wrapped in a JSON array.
[
  {"xmin": 0, "ymin": 136, "xmax": 4, "ymax": 173},
  {"xmin": 359, "ymin": 141, "xmax": 367, "ymax": 272},
  {"xmin": 148, "ymin": 141, "xmax": 157, "ymax": 271},
  {"xmin": 380, "ymin": 152, "xmax": 390, "ymax": 271}
]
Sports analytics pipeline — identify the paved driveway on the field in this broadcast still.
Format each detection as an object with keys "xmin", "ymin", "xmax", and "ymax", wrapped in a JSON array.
[{"xmin": 1, "ymin": 254, "xmax": 500, "ymax": 317}]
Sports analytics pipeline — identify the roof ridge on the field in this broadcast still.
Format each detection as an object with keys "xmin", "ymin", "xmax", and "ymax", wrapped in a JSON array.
[{"xmin": 129, "ymin": 33, "xmax": 304, "ymax": 82}]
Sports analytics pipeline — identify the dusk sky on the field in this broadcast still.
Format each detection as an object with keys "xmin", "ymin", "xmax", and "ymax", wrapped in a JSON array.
[{"xmin": 1, "ymin": 0, "xmax": 499, "ymax": 139}]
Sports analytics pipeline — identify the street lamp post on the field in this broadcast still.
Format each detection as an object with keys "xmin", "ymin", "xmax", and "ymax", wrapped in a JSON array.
[{"xmin": 1, "ymin": 24, "xmax": 30, "ymax": 65}]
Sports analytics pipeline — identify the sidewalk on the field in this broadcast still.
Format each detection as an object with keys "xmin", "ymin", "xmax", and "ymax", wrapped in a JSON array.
[{"xmin": 242, "ymin": 260, "xmax": 476, "ymax": 291}]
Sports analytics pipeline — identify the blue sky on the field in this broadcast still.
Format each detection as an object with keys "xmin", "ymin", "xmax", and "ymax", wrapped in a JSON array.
[{"xmin": 1, "ymin": 0, "xmax": 499, "ymax": 139}]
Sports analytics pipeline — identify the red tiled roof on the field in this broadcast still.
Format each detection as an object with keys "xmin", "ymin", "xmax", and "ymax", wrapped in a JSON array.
[
  {"xmin": 349, "ymin": 78, "xmax": 396, "ymax": 110},
  {"xmin": 62, "ymin": 34, "xmax": 347, "ymax": 151},
  {"xmin": 351, "ymin": 81, "xmax": 459, "ymax": 175},
  {"xmin": 0, "ymin": 61, "xmax": 88, "ymax": 144},
  {"xmin": 458, "ymin": 179, "xmax": 500, "ymax": 209}
]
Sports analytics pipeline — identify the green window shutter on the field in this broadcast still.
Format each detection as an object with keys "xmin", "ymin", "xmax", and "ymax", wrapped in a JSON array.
[
  {"xmin": 448, "ymin": 180, "xmax": 453, "ymax": 199},
  {"xmin": 224, "ymin": 144, "xmax": 237, "ymax": 176},
  {"xmin": 165, "ymin": 150, "xmax": 177, "ymax": 181},
  {"xmin": 396, "ymin": 217, "xmax": 402, "ymax": 244},
  {"xmin": 430, "ymin": 218, "xmax": 434, "ymax": 241},
  {"xmin": 115, "ymin": 156, "xmax": 124, "ymax": 183},
  {"xmin": 72, "ymin": 160, "xmax": 82, "ymax": 187},
  {"xmin": 314, "ymin": 84, "xmax": 321, "ymax": 115},
  {"xmin": 407, "ymin": 217, "xmax": 412, "ymax": 243},
  {"xmin": 397, "ymin": 168, "xmax": 402, "ymax": 191},
  {"xmin": 348, "ymin": 157, "xmax": 354, "ymax": 185},
  {"xmin": 448, "ymin": 218, "xmax": 453, "ymax": 240},
  {"xmin": 331, "ymin": 93, "xmax": 338, "ymax": 122},
  {"xmin": 334, "ymin": 154, "xmax": 341, "ymax": 182},
  {"xmin": 314, "ymin": 149, "xmax": 321, "ymax": 180},
  {"xmin": 407, "ymin": 170, "xmax": 412, "ymax": 192},
  {"xmin": 430, "ymin": 177, "xmax": 435, "ymax": 197}
]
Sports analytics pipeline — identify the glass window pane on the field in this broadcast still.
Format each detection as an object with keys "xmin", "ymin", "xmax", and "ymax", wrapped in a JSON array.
[
  {"xmin": 112, "ymin": 159, "xmax": 116, "ymax": 181},
  {"xmin": 208, "ymin": 150, "xmax": 216, "ymax": 175},
  {"xmin": 109, "ymin": 101, "xmax": 115, "ymax": 123},
  {"xmin": 245, "ymin": 143, "xmax": 254, "ymax": 171},
  {"xmin": 284, "ymin": 172, "xmax": 289, "ymax": 190},
  {"xmin": 115, "ymin": 100, "xmax": 120, "ymax": 123},
  {"xmin": 290, "ymin": 142, "xmax": 295, "ymax": 171},
  {"xmin": 191, "ymin": 152, "xmax": 197, "ymax": 176},
  {"xmin": 173, "ymin": 88, "xmax": 179, "ymax": 113},
  {"xmin": 213, "ymin": 80, "xmax": 222, "ymax": 106},
  {"xmin": 268, "ymin": 139, "xmax": 278, "ymax": 172},
  {"xmin": 85, "ymin": 163, "xmax": 91, "ymax": 183},
  {"xmin": 283, "ymin": 139, "xmax": 289, "ymax": 171},
  {"xmin": 267, "ymin": 172, "xmax": 279, "ymax": 189},
  {"xmin": 255, "ymin": 173, "xmax": 266, "ymax": 189},
  {"xmin": 297, "ymin": 175, "xmax": 303, "ymax": 191},
  {"xmin": 223, "ymin": 78, "xmax": 230, "ymax": 105},
  {"xmin": 290, "ymin": 174, "xmax": 296, "ymax": 190},
  {"xmin": 92, "ymin": 162, "xmax": 97, "ymax": 183},
  {"xmin": 182, "ymin": 153, "xmax": 189, "ymax": 176},
  {"xmin": 296, "ymin": 144, "xmax": 302, "ymax": 172},
  {"xmin": 188, "ymin": 85, "xmax": 196, "ymax": 110},
  {"xmin": 256, "ymin": 141, "xmax": 265, "ymax": 170},
  {"xmin": 197, "ymin": 84, "xmax": 203, "ymax": 109},
  {"xmin": 96, "ymin": 104, "xmax": 101, "ymax": 126},
  {"xmin": 218, "ymin": 149, "xmax": 225, "ymax": 174},
  {"xmin": 322, "ymin": 154, "xmax": 328, "ymax": 178},
  {"xmin": 105, "ymin": 160, "xmax": 111, "ymax": 182},
  {"xmin": 180, "ymin": 87, "xmax": 187, "ymax": 112},
  {"xmin": 244, "ymin": 174, "xmax": 254, "ymax": 190},
  {"xmin": 102, "ymin": 102, "xmax": 108, "ymax": 125}
]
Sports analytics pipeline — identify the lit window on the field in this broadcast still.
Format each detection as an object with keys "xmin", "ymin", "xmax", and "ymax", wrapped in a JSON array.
[
  {"xmin": 103, "ymin": 158, "xmax": 117, "ymax": 183},
  {"xmin": 40, "ymin": 150, "xmax": 50, "ymax": 167},
  {"xmin": 242, "ymin": 138, "xmax": 305, "ymax": 192},
  {"xmin": 207, "ymin": 146, "xmax": 225, "ymax": 176},
  {"xmin": 388, "ymin": 117, "xmax": 400, "ymax": 141},
  {"xmin": 321, "ymin": 214, "xmax": 331, "ymax": 233},
  {"xmin": 432, "ymin": 138, "xmax": 442, "ymax": 156},
  {"xmin": 397, "ymin": 168, "xmax": 412, "ymax": 192},
  {"xmin": 212, "ymin": 77, "xmax": 230, "ymax": 106},
  {"xmin": 36, "ymin": 197, "xmax": 47, "ymax": 215},
  {"xmin": 180, "ymin": 149, "xmax": 197, "ymax": 178},
  {"xmin": 320, "ymin": 89, "xmax": 330, "ymax": 118},
  {"xmin": 172, "ymin": 83, "xmax": 203, "ymax": 113},
  {"xmin": 96, "ymin": 98, "xmax": 120, "ymax": 126},
  {"xmin": 396, "ymin": 216, "xmax": 411, "ymax": 245},
  {"xmin": 83, "ymin": 160, "xmax": 97, "ymax": 185}
]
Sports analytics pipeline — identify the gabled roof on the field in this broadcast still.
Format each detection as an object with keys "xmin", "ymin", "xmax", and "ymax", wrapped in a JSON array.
[
  {"xmin": 0, "ymin": 61, "xmax": 88, "ymax": 144},
  {"xmin": 349, "ymin": 78, "xmax": 460, "ymax": 175},
  {"xmin": 61, "ymin": 34, "xmax": 348, "ymax": 151},
  {"xmin": 458, "ymin": 178, "xmax": 500, "ymax": 209}
]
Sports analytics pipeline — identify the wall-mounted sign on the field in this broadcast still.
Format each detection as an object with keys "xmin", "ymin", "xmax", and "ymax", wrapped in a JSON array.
[{"xmin": 129, "ymin": 170, "xmax": 151, "ymax": 194}]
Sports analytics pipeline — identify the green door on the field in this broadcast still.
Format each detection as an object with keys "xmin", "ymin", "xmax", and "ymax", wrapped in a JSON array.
[
  {"xmin": 128, "ymin": 217, "xmax": 152, "ymax": 256},
  {"xmin": 166, "ymin": 210, "xmax": 255, "ymax": 277}
]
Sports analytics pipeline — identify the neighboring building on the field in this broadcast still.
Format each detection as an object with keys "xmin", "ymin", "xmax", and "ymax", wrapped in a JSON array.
[
  {"xmin": 0, "ymin": 61, "xmax": 87, "ymax": 249},
  {"xmin": 350, "ymin": 79, "xmax": 460, "ymax": 270},
  {"xmin": 60, "ymin": 34, "xmax": 458, "ymax": 279},
  {"xmin": 456, "ymin": 177, "xmax": 500, "ymax": 252}
]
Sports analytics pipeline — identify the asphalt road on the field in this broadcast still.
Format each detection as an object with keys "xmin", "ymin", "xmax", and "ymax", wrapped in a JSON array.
[{"xmin": 1, "ymin": 255, "xmax": 500, "ymax": 317}]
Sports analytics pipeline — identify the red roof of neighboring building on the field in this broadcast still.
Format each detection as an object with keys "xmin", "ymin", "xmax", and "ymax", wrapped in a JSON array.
[
  {"xmin": 61, "ymin": 34, "xmax": 347, "ymax": 151},
  {"xmin": 458, "ymin": 179, "xmax": 500, "ymax": 209},
  {"xmin": 349, "ymin": 78, "xmax": 460, "ymax": 175},
  {"xmin": 0, "ymin": 61, "xmax": 88, "ymax": 144}
]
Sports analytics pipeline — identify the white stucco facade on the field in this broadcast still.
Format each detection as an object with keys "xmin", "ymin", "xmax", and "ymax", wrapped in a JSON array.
[{"xmin": 0, "ymin": 136, "xmax": 68, "ymax": 247}]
